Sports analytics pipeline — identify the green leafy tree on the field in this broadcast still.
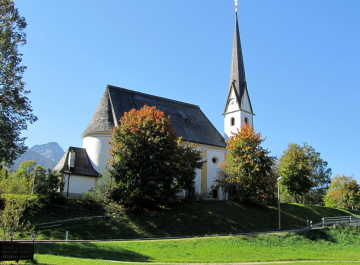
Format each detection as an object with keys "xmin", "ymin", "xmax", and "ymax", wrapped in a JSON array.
[
  {"xmin": 278, "ymin": 143, "xmax": 331, "ymax": 204},
  {"xmin": 81, "ymin": 166, "xmax": 114, "ymax": 206},
  {"xmin": 0, "ymin": 161, "xmax": 35, "ymax": 238},
  {"xmin": 108, "ymin": 105, "xmax": 203, "ymax": 209},
  {"xmin": 302, "ymin": 143, "xmax": 332, "ymax": 204},
  {"xmin": 0, "ymin": 0, "xmax": 37, "ymax": 167},
  {"xmin": 278, "ymin": 143, "xmax": 312, "ymax": 202},
  {"xmin": 216, "ymin": 124, "xmax": 276, "ymax": 205},
  {"xmin": 344, "ymin": 179, "xmax": 360, "ymax": 210},
  {"xmin": 324, "ymin": 175, "xmax": 360, "ymax": 209},
  {"xmin": 33, "ymin": 165, "xmax": 64, "ymax": 204}
]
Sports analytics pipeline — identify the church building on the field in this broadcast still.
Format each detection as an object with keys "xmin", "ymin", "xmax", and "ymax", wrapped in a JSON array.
[{"xmin": 54, "ymin": 6, "xmax": 254, "ymax": 199}]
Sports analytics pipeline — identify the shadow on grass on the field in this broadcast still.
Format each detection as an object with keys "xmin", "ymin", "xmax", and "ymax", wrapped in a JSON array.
[
  {"xmin": 35, "ymin": 243, "xmax": 151, "ymax": 262},
  {"xmin": 28, "ymin": 200, "xmax": 360, "ymax": 241},
  {"xmin": 298, "ymin": 228, "xmax": 336, "ymax": 243}
]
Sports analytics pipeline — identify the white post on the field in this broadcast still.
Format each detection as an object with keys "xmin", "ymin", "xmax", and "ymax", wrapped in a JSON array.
[
  {"xmin": 277, "ymin": 177, "xmax": 283, "ymax": 230},
  {"xmin": 66, "ymin": 231, "xmax": 68, "ymax": 242}
]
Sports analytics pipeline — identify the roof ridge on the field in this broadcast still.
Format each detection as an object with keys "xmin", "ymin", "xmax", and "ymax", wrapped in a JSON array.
[{"xmin": 107, "ymin": 85, "xmax": 200, "ymax": 109}]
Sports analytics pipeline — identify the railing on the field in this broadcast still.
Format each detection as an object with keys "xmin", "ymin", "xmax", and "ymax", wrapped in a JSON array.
[
  {"xmin": 33, "ymin": 215, "xmax": 118, "ymax": 230},
  {"xmin": 0, "ymin": 242, "xmax": 34, "ymax": 262},
  {"xmin": 50, "ymin": 204, "xmax": 104, "ymax": 215},
  {"xmin": 322, "ymin": 215, "xmax": 360, "ymax": 227}
]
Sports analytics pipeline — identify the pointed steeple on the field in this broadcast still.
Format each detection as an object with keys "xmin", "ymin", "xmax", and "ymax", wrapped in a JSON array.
[
  {"xmin": 223, "ymin": 3, "xmax": 254, "ymax": 141},
  {"xmin": 229, "ymin": 12, "xmax": 246, "ymax": 94},
  {"xmin": 225, "ymin": 7, "xmax": 253, "ymax": 114}
]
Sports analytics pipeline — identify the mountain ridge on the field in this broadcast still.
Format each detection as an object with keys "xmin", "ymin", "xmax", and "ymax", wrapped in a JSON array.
[{"xmin": 12, "ymin": 142, "xmax": 65, "ymax": 169}]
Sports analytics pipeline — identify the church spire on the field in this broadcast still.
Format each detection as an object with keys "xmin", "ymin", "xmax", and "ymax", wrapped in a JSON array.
[
  {"xmin": 224, "ymin": 1, "xmax": 254, "ymax": 141},
  {"xmin": 229, "ymin": 8, "xmax": 247, "ymax": 108}
]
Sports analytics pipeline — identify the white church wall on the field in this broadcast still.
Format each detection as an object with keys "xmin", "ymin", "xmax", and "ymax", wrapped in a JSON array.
[
  {"xmin": 63, "ymin": 174, "xmax": 96, "ymax": 198},
  {"xmin": 241, "ymin": 112, "xmax": 253, "ymax": 127},
  {"xmin": 241, "ymin": 91, "xmax": 251, "ymax": 113},
  {"xmin": 224, "ymin": 111, "xmax": 253, "ymax": 141},
  {"xmin": 194, "ymin": 167, "xmax": 202, "ymax": 194},
  {"xmin": 83, "ymin": 134, "xmax": 112, "ymax": 175},
  {"xmin": 224, "ymin": 112, "xmax": 239, "ymax": 141},
  {"xmin": 206, "ymin": 148, "xmax": 225, "ymax": 197}
]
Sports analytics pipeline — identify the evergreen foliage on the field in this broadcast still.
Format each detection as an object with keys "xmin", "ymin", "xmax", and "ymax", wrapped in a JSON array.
[
  {"xmin": 0, "ymin": 0, "xmax": 37, "ymax": 167},
  {"xmin": 216, "ymin": 124, "xmax": 276, "ymax": 205},
  {"xmin": 108, "ymin": 105, "xmax": 203, "ymax": 209}
]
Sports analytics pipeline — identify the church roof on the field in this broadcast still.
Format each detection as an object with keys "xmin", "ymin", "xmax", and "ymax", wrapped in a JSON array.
[
  {"xmin": 82, "ymin": 85, "xmax": 226, "ymax": 148},
  {"xmin": 226, "ymin": 12, "xmax": 253, "ymax": 114},
  {"xmin": 54, "ymin": 147, "xmax": 100, "ymax": 177}
]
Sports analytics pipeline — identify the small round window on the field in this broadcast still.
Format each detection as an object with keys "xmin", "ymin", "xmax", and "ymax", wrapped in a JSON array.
[{"xmin": 212, "ymin": 156, "xmax": 219, "ymax": 164}]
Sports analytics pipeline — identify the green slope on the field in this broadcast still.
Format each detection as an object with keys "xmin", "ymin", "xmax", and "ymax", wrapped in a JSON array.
[{"xmin": 23, "ymin": 200, "xmax": 359, "ymax": 240}]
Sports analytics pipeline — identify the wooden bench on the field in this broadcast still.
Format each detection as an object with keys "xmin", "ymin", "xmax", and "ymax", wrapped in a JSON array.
[{"xmin": 0, "ymin": 241, "xmax": 34, "ymax": 262}]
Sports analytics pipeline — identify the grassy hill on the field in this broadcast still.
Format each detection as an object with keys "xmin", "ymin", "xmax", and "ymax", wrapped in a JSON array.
[
  {"xmin": 34, "ymin": 228, "xmax": 360, "ymax": 264},
  {"xmin": 23, "ymin": 200, "xmax": 359, "ymax": 240}
]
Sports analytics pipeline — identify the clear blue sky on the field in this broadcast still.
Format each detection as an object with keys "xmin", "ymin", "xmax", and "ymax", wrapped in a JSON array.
[{"xmin": 15, "ymin": 1, "xmax": 360, "ymax": 181}]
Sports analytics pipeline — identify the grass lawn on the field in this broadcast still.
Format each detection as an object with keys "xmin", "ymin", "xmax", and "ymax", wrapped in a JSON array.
[
  {"xmin": 33, "ymin": 255, "xmax": 360, "ymax": 265},
  {"xmin": 32, "ymin": 228, "xmax": 360, "ymax": 264}
]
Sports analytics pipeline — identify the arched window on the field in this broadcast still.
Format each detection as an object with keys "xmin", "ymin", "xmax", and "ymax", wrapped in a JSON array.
[
  {"xmin": 230, "ymin": 117, "xmax": 235, "ymax": 126},
  {"xmin": 244, "ymin": 117, "xmax": 248, "ymax": 124}
]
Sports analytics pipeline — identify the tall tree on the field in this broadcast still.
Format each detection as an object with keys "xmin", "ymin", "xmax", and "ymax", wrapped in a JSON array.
[
  {"xmin": 324, "ymin": 175, "xmax": 360, "ymax": 209},
  {"xmin": 216, "ymin": 124, "xmax": 276, "ymax": 205},
  {"xmin": 343, "ymin": 179, "xmax": 360, "ymax": 210},
  {"xmin": 108, "ymin": 105, "xmax": 203, "ymax": 209},
  {"xmin": 278, "ymin": 143, "xmax": 331, "ymax": 204},
  {"xmin": 304, "ymin": 144, "xmax": 332, "ymax": 204},
  {"xmin": 0, "ymin": 0, "xmax": 37, "ymax": 167}
]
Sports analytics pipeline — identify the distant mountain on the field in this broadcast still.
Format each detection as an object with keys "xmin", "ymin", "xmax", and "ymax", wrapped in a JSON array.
[
  {"xmin": 12, "ymin": 142, "xmax": 65, "ymax": 170},
  {"xmin": 31, "ymin": 142, "xmax": 64, "ymax": 163}
]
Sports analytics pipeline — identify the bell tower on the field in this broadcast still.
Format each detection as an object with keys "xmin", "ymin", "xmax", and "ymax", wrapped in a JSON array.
[{"xmin": 224, "ymin": 1, "xmax": 254, "ymax": 141}]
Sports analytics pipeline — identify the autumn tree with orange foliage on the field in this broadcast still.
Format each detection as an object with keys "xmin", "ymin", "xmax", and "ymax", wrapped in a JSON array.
[
  {"xmin": 108, "ymin": 105, "xmax": 203, "ymax": 209},
  {"xmin": 324, "ymin": 175, "xmax": 360, "ymax": 209},
  {"xmin": 216, "ymin": 124, "xmax": 276, "ymax": 205}
]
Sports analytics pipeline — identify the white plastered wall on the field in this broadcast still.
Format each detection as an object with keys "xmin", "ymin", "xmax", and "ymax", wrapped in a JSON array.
[
  {"xmin": 83, "ymin": 133, "xmax": 112, "ymax": 175},
  {"xmin": 242, "ymin": 91, "xmax": 251, "ymax": 112},
  {"xmin": 206, "ymin": 148, "xmax": 226, "ymax": 200},
  {"xmin": 224, "ymin": 110, "xmax": 253, "ymax": 141},
  {"xmin": 194, "ymin": 167, "xmax": 202, "ymax": 194},
  {"xmin": 63, "ymin": 174, "xmax": 96, "ymax": 197}
]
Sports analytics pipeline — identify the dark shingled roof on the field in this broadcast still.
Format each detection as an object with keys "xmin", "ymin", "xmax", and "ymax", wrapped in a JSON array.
[
  {"xmin": 82, "ymin": 85, "xmax": 226, "ymax": 148},
  {"xmin": 54, "ymin": 147, "xmax": 100, "ymax": 177},
  {"xmin": 226, "ymin": 12, "xmax": 254, "ymax": 114}
]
